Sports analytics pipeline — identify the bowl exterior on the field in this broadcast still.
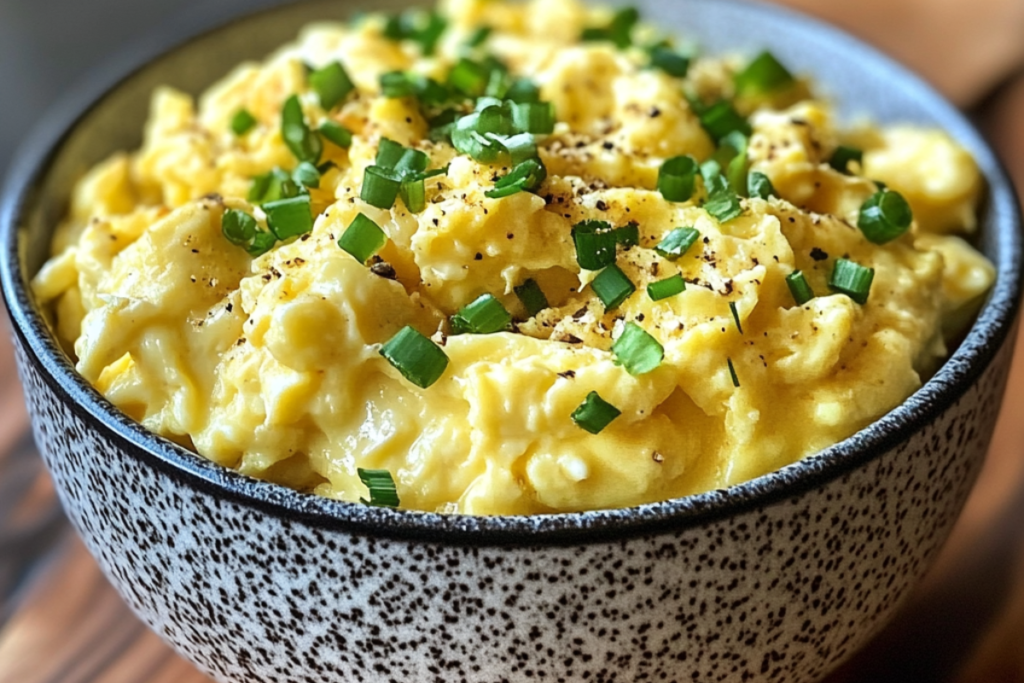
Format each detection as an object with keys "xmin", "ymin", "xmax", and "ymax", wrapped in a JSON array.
[{"xmin": 12, "ymin": 323, "xmax": 1014, "ymax": 683}]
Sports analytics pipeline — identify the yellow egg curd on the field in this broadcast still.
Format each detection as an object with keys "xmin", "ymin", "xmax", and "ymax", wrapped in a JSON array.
[{"xmin": 32, "ymin": 0, "xmax": 994, "ymax": 514}]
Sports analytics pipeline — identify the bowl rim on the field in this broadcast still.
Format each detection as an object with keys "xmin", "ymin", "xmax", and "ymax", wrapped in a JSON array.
[{"xmin": 2, "ymin": 0, "xmax": 1021, "ymax": 547}]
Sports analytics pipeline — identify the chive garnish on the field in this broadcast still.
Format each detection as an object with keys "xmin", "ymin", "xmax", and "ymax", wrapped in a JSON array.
[
  {"xmin": 829, "ymin": 258, "xmax": 874, "ymax": 304},
  {"xmin": 222, "ymin": 208, "xmax": 276, "ymax": 257},
  {"xmin": 571, "ymin": 391, "xmax": 621, "ymax": 434},
  {"xmin": 400, "ymin": 176, "xmax": 427, "ymax": 213},
  {"xmin": 448, "ymin": 57, "xmax": 492, "ymax": 97},
  {"xmin": 734, "ymin": 51, "xmax": 795, "ymax": 96},
  {"xmin": 230, "ymin": 109, "xmax": 257, "ymax": 136},
  {"xmin": 729, "ymin": 301, "xmax": 743, "ymax": 334},
  {"xmin": 658, "ymin": 155, "xmax": 698, "ymax": 202},
  {"xmin": 292, "ymin": 161, "xmax": 321, "ymax": 189},
  {"xmin": 572, "ymin": 220, "xmax": 618, "ymax": 271},
  {"xmin": 580, "ymin": 7, "xmax": 639, "ymax": 48},
  {"xmin": 748, "ymin": 171, "xmax": 775, "ymax": 199},
  {"xmin": 727, "ymin": 358, "xmax": 740, "ymax": 387},
  {"xmin": 611, "ymin": 322, "xmax": 664, "ymax": 375},
  {"xmin": 451, "ymin": 294, "xmax": 512, "ymax": 334},
  {"xmin": 361, "ymin": 166, "xmax": 403, "ymax": 209},
  {"xmin": 379, "ymin": 326, "xmax": 449, "ymax": 388},
  {"xmin": 704, "ymin": 174, "xmax": 743, "ymax": 223},
  {"xmin": 263, "ymin": 195, "xmax": 314, "ymax": 240},
  {"xmin": 720, "ymin": 131, "xmax": 749, "ymax": 195},
  {"xmin": 249, "ymin": 168, "xmax": 305, "ymax": 205},
  {"xmin": 515, "ymin": 279, "xmax": 549, "ymax": 317},
  {"xmin": 612, "ymin": 222, "xmax": 640, "ymax": 247},
  {"xmin": 248, "ymin": 232, "xmax": 277, "ymax": 258},
  {"xmin": 649, "ymin": 45, "xmax": 690, "ymax": 78},
  {"xmin": 655, "ymin": 227, "xmax": 700, "ymax": 261},
  {"xmin": 319, "ymin": 121, "xmax": 353, "ymax": 148},
  {"xmin": 592, "ymin": 264, "xmax": 636, "ymax": 310},
  {"xmin": 485, "ymin": 158, "xmax": 547, "ymax": 198},
  {"xmin": 858, "ymin": 189, "xmax": 913, "ymax": 244},
  {"xmin": 338, "ymin": 213, "xmax": 387, "ymax": 263},
  {"xmin": 697, "ymin": 101, "xmax": 752, "ymax": 141},
  {"xmin": 466, "ymin": 26, "xmax": 492, "ymax": 48},
  {"xmin": 309, "ymin": 62, "xmax": 355, "ymax": 110},
  {"xmin": 376, "ymin": 138, "xmax": 429, "ymax": 174},
  {"xmin": 647, "ymin": 273, "xmax": 686, "ymax": 301},
  {"xmin": 829, "ymin": 146, "xmax": 863, "ymax": 174},
  {"xmin": 511, "ymin": 102, "xmax": 555, "ymax": 135},
  {"xmin": 357, "ymin": 468, "xmax": 400, "ymax": 508},
  {"xmin": 281, "ymin": 95, "xmax": 322, "ymax": 164},
  {"xmin": 505, "ymin": 79, "xmax": 541, "ymax": 104},
  {"xmin": 786, "ymin": 270, "xmax": 815, "ymax": 305},
  {"xmin": 380, "ymin": 71, "xmax": 417, "ymax": 98},
  {"xmin": 363, "ymin": 139, "xmax": 436, "ymax": 210},
  {"xmin": 383, "ymin": 10, "xmax": 447, "ymax": 56}
]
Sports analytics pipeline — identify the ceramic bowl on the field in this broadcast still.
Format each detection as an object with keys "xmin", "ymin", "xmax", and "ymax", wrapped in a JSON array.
[{"xmin": 1, "ymin": 1, "xmax": 1021, "ymax": 681}]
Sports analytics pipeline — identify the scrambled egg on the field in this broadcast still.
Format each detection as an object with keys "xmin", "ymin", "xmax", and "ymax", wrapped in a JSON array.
[{"xmin": 32, "ymin": 0, "xmax": 994, "ymax": 515}]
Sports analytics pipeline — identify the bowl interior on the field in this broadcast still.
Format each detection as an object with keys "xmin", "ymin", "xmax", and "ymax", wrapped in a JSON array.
[{"xmin": 2, "ymin": 0, "xmax": 1021, "ymax": 544}]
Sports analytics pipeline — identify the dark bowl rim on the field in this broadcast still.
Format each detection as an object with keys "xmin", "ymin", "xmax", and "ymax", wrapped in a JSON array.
[{"xmin": 1, "ymin": 0, "xmax": 1021, "ymax": 547}]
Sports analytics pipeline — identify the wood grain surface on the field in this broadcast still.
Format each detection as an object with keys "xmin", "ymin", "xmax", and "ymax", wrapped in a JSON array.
[{"xmin": 1, "ymin": 1, "xmax": 1023, "ymax": 681}]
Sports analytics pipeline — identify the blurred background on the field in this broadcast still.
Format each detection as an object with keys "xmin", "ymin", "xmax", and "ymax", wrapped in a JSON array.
[{"xmin": 1, "ymin": 0, "xmax": 1023, "ymax": 681}]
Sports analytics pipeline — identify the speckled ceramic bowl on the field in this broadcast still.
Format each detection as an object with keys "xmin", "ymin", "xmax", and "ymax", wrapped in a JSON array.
[{"xmin": 2, "ymin": 0, "xmax": 1021, "ymax": 681}]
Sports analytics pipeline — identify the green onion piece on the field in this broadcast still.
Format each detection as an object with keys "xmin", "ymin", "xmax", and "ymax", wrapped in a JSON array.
[
  {"xmin": 230, "ymin": 109, "xmax": 257, "ymax": 136},
  {"xmin": 485, "ymin": 158, "xmax": 547, "ymax": 198},
  {"xmin": 734, "ymin": 51, "xmax": 795, "ymax": 96},
  {"xmin": 611, "ymin": 321, "xmax": 664, "ymax": 375},
  {"xmin": 698, "ymin": 101, "xmax": 752, "ymax": 141},
  {"xmin": 458, "ymin": 131, "xmax": 508, "ymax": 164},
  {"xmin": 357, "ymin": 468, "xmax": 400, "ymax": 508},
  {"xmin": 249, "ymin": 168, "xmax": 305, "ymax": 205},
  {"xmin": 581, "ymin": 7, "xmax": 640, "ymax": 49},
  {"xmin": 466, "ymin": 25, "xmax": 492, "ymax": 48},
  {"xmin": 505, "ymin": 79, "xmax": 541, "ymax": 103},
  {"xmin": 704, "ymin": 174, "xmax": 744, "ymax": 223},
  {"xmin": 281, "ymin": 95, "xmax": 322, "ymax": 164},
  {"xmin": 727, "ymin": 358, "xmax": 740, "ymax": 388},
  {"xmin": 658, "ymin": 155, "xmax": 698, "ymax": 202},
  {"xmin": 829, "ymin": 145, "xmax": 863, "ymax": 174},
  {"xmin": 571, "ymin": 391, "xmax": 621, "ymax": 434},
  {"xmin": 511, "ymin": 102, "xmax": 555, "ymax": 135},
  {"xmin": 748, "ymin": 171, "xmax": 775, "ymax": 200},
  {"xmin": 376, "ymin": 138, "xmax": 429, "ymax": 175},
  {"xmin": 572, "ymin": 220, "xmax": 618, "ymax": 270},
  {"xmin": 319, "ymin": 121, "xmax": 353, "ymax": 148},
  {"xmin": 655, "ymin": 227, "xmax": 700, "ymax": 260},
  {"xmin": 361, "ymin": 166, "xmax": 402, "ymax": 209},
  {"xmin": 448, "ymin": 58, "xmax": 491, "ymax": 97},
  {"xmin": 592, "ymin": 263, "xmax": 636, "ymax": 310},
  {"xmin": 379, "ymin": 325, "xmax": 450, "ymax": 388},
  {"xmin": 222, "ymin": 209, "xmax": 258, "ymax": 246},
  {"xmin": 722, "ymin": 131, "xmax": 750, "ymax": 195},
  {"xmin": 338, "ymin": 213, "xmax": 387, "ymax": 263},
  {"xmin": 309, "ymin": 62, "xmax": 355, "ymax": 110},
  {"xmin": 428, "ymin": 108, "xmax": 459, "ymax": 142},
  {"xmin": 612, "ymin": 222, "xmax": 639, "ymax": 247},
  {"xmin": 485, "ymin": 69, "xmax": 512, "ymax": 99},
  {"xmin": 647, "ymin": 273, "xmax": 686, "ymax": 301},
  {"xmin": 504, "ymin": 133, "xmax": 538, "ymax": 166},
  {"xmin": 514, "ymin": 279, "xmax": 549, "ymax": 317},
  {"xmin": 383, "ymin": 10, "xmax": 447, "ymax": 56},
  {"xmin": 829, "ymin": 258, "xmax": 874, "ymax": 304},
  {"xmin": 474, "ymin": 96, "xmax": 503, "ymax": 112},
  {"xmin": 248, "ymin": 231, "xmax": 277, "ymax": 258},
  {"xmin": 700, "ymin": 158, "xmax": 722, "ymax": 182},
  {"xmin": 649, "ymin": 45, "xmax": 689, "ymax": 78},
  {"xmin": 786, "ymin": 270, "xmax": 815, "ymax": 305},
  {"xmin": 874, "ymin": 180, "xmax": 888, "ymax": 192},
  {"xmin": 414, "ymin": 11, "xmax": 447, "ymax": 56},
  {"xmin": 400, "ymin": 176, "xmax": 427, "ymax": 213},
  {"xmin": 729, "ymin": 301, "xmax": 743, "ymax": 334},
  {"xmin": 292, "ymin": 161, "xmax": 321, "ymax": 189},
  {"xmin": 380, "ymin": 71, "xmax": 417, "ymax": 98},
  {"xmin": 858, "ymin": 189, "xmax": 913, "ymax": 244},
  {"xmin": 450, "ymin": 294, "xmax": 512, "ymax": 334},
  {"xmin": 263, "ymin": 195, "xmax": 314, "ymax": 240}
]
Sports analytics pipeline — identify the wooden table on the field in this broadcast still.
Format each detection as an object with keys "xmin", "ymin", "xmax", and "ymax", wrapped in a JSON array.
[{"xmin": 1, "ymin": 1, "xmax": 1023, "ymax": 681}]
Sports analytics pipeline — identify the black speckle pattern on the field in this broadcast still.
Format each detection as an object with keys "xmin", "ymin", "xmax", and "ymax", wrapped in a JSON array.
[{"xmin": 12, "ymin": 331, "xmax": 1013, "ymax": 683}]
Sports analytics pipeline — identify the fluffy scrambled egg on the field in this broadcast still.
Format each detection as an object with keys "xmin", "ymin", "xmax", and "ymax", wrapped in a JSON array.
[{"xmin": 32, "ymin": 0, "xmax": 994, "ymax": 514}]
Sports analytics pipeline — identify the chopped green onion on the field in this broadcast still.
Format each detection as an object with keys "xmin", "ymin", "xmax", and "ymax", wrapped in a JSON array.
[
  {"xmin": 721, "ymin": 131, "xmax": 749, "ymax": 194},
  {"xmin": 829, "ymin": 145, "xmax": 863, "ymax": 174},
  {"xmin": 505, "ymin": 79, "xmax": 541, "ymax": 103},
  {"xmin": 829, "ymin": 258, "xmax": 874, "ymax": 304},
  {"xmin": 647, "ymin": 273, "xmax": 686, "ymax": 301},
  {"xmin": 263, "ymin": 195, "xmax": 314, "ymax": 240},
  {"xmin": 428, "ymin": 108, "xmax": 459, "ymax": 142},
  {"xmin": 400, "ymin": 177, "xmax": 427, "ymax": 213},
  {"xmin": 383, "ymin": 10, "xmax": 447, "ymax": 56},
  {"xmin": 734, "ymin": 51, "xmax": 795, "ymax": 96},
  {"xmin": 292, "ymin": 161, "xmax": 321, "ymax": 189},
  {"xmin": 222, "ymin": 209, "xmax": 258, "ymax": 246},
  {"xmin": 319, "ymin": 121, "xmax": 353, "ymax": 148},
  {"xmin": 249, "ymin": 168, "xmax": 304, "ymax": 205},
  {"xmin": 581, "ymin": 7, "xmax": 639, "ymax": 49},
  {"xmin": 591, "ymin": 263, "xmax": 636, "ymax": 310},
  {"xmin": 729, "ymin": 301, "xmax": 743, "ymax": 334},
  {"xmin": 376, "ymin": 138, "xmax": 429, "ymax": 175},
  {"xmin": 485, "ymin": 158, "xmax": 547, "ymax": 198},
  {"xmin": 700, "ymin": 158, "xmax": 722, "ymax": 182},
  {"xmin": 858, "ymin": 189, "xmax": 913, "ymax": 244},
  {"xmin": 571, "ymin": 391, "xmax": 621, "ymax": 434},
  {"xmin": 281, "ymin": 95, "xmax": 322, "ymax": 164},
  {"xmin": 611, "ymin": 321, "xmax": 664, "ymax": 375},
  {"xmin": 230, "ymin": 109, "xmax": 257, "ymax": 136},
  {"xmin": 748, "ymin": 171, "xmax": 775, "ymax": 199},
  {"xmin": 612, "ymin": 222, "xmax": 639, "ymax": 247},
  {"xmin": 704, "ymin": 173, "xmax": 744, "ymax": 223},
  {"xmin": 572, "ymin": 220, "xmax": 618, "ymax": 270},
  {"xmin": 649, "ymin": 45, "xmax": 689, "ymax": 78},
  {"xmin": 338, "ymin": 213, "xmax": 387, "ymax": 263},
  {"xmin": 413, "ymin": 11, "xmax": 447, "ymax": 56},
  {"xmin": 361, "ymin": 166, "xmax": 402, "ymax": 209},
  {"xmin": 658, "ymin": 155, "xmax": 698, "ymax": 202},
  {"xmin": 697, "ymin": 101, "xmax": 752, "ymax": 141},
  {"xmin": 380, "ymin": 70, "xmax": 417, "ymax": 98},
  {"xmin": 655, "ymin": 227, "xmax": 700, "ymax": 261},
  {"xmin": 503, "ymin": 133, "xmax": 538, "ymax": 166},
  {"xmin": 515, "ymin": 279, "xmax": 549, "ymax": 317},
  {"xmin": 309, "ymin": 62, "xmax": 355, "ymax": 111},
  {"xmin": 786, "ymin": 270, "xmax": 815, "ymax": 305},
  {"xmin": 357, "ymin": 468, "xmax": 400, "ymax": 508},
  {"xmin": 448, "ymin": 57, "xmax": 491, "ymax": 97},
  {"xmin": 485, "ymin": 69, "xmax": 512, "ymax": 99},
  {"xmin": 466, "ymin": 25, "xmax": 492, "ymax": 48},
  {"xmin": 379, "ymin": 325, "xmax": 450, "ymax": 388},
  {"xmin": 450, "ymin": 294, "xmax": 512, "ymax": 334},
  {"xmin": 248, "ymin": 231, "xmax": 277, "ymax": 258},
  {"xmin": 727, "ymin": 358, "xmax": 740, "ymax": 388},
  {"xmin": 511, "ymin": 102, "xmax": 555, "ymax": 135}
]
